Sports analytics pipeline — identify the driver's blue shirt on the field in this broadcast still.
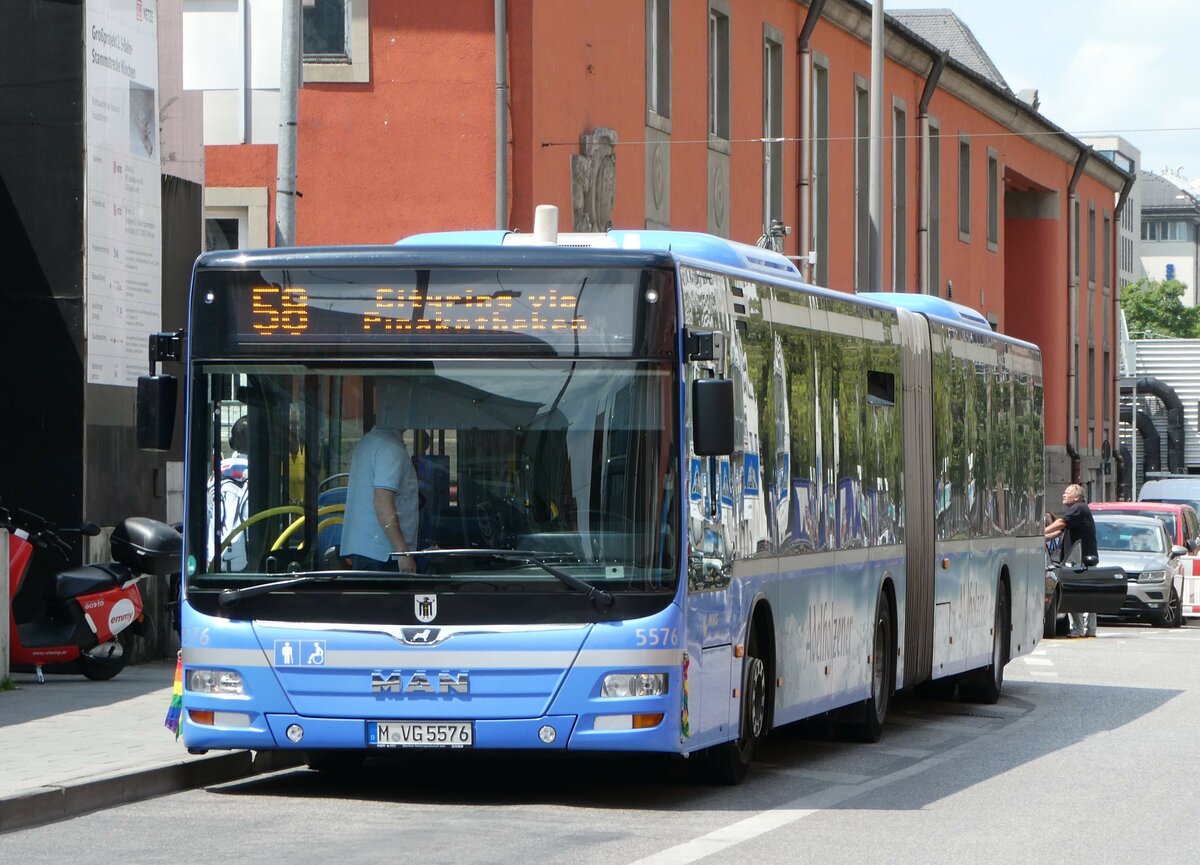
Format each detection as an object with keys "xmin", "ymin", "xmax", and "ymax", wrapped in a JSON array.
[{"xmin": 340, "ymin": 428, "xmax": 418, "ymax": 562}]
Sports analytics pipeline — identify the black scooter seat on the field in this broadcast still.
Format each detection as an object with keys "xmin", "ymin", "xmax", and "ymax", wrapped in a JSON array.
[{"xmin": 55, "ymin": 562, "xmax": 133, "ymax": 602}]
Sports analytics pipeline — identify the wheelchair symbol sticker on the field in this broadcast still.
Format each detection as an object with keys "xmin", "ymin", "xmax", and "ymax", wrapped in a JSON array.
[{"xmin": 275, "ymin": 639, "xmax": 326, "ymax": 666}]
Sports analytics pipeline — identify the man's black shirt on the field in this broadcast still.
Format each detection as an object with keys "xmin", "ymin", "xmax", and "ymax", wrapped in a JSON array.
[{"xmin": 1063, "ymin": 500, "xmax": 1097, "ymax": 562}]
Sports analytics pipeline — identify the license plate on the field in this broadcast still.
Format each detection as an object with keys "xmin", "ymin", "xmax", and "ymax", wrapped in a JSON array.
[{"xmin": 368, "ymin": 721, "xmax": 473, "ymax": 748}]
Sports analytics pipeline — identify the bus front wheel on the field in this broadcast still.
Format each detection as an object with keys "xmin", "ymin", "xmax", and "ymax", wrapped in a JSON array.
[{"xmin": 691, "ymin": 626, "xmax": 767, "ymax": 785}]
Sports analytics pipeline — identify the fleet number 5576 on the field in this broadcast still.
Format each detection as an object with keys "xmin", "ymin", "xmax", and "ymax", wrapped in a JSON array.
[{"xmin": 635, "ymin": 627, "xmax": 677, "ymax": 647}]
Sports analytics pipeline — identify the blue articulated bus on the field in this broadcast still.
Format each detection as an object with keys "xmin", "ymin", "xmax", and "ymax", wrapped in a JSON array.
[{"xmin": 145, "ymin": 210, "xmax": 1045, "ymax": 783}]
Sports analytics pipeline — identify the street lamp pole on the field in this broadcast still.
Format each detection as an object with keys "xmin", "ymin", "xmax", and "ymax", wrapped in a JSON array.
[{"xmin": 276, "ymin": 0, "xmax": 301, "ymax": 247}]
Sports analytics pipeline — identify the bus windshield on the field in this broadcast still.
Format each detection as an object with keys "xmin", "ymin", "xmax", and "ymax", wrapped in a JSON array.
[{"xmin": 186, "ymin": 360, "xmax": 679, "ymax": 598}]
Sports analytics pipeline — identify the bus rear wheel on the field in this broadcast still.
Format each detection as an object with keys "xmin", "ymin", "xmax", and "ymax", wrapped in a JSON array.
[
  {"xmin": 836, "ymin": 588, "xmax": 893, "ymax": 743},
  {"xmin": 691, "ymin": 626, "xmax": 767, "ymax": 785},
  {"xmin": 960, "ymin": 582, "xmax": 1010, "ymax": 704}
]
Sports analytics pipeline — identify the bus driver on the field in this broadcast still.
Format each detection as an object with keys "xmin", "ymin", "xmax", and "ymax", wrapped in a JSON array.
[{"xmin": 340, "ymin": 382, "xmax": 418, "ymax": 572}]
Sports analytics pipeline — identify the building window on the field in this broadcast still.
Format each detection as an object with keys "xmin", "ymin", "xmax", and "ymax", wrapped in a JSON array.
[
  {"xmin": 205, "ymin": 217, "xmax": 241, "ymax": 251},
  {"xmin": 303, "ymin": 0, "xmax": 348, "ymax": 59},
  {"xmin": 813, "ymin": 56, "xmax": 829, "ymax": 287},
  {"xmin": 958, "ymin": 136, "xmax": 971, "ymax": 242},
  {"xmin": 855, "ymin": 78, "xmax": 869, "ymax": 292},
  {"xmin": 1147, "ymin": 220, "xmax": 1194, "ymax": 241},
  {"xmin": 302, "ymin": 0, "xmax": 369, "ymax": 84},
  {"xmin": 929, "ymin": 120, "xmax": 941, "ymax": 295},
  {"xmin": 892, "ymin": 101, "xmax": 908, "ymax": 291},
  {"xmin": 1087, "ymin": 347, "xmax": 1095, "ymax": 422},
  {"xmin": 763, "ymin": 30, "xmax": 783, "ymax": 232},
  {"xmin": 1103, "ymin": 212, "xmax": 1111, "ymax": 289},
  {"xmin": 204, "ymin": 187, "xmax": 270, "ymax": 251},
  {"xmin": 708, "ymin": 6, "xmax": 730, "ymax": 141},
  {"xmin": 1087, "ymin": 203, "xmax": 1096, "ymax": 285},
  {"xmin": 1073, "ymin": 200, "xmax": 1080, "ymax": 279},
  {"xmin": 647, "ymin": 0, "xmax": 671, "ymax": 125},
  {"xmin": 987, "ymin": 149, "xmax": 999, "ymax": 250}
]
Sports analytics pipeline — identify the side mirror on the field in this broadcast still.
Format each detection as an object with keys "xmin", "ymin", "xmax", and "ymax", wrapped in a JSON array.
[
  {"xmin": 692, "ymin": 378, "xmax": 734, "ymax": 457},
  {"xmin": 137, "ymin": 374, "xmax": 177, "ymax": 451},
  {"xmin": 81, "ymin": 521, "xmax": 102, "ymax": 537},
  {"xmin": 1170, "ymin": 545, "xmax": 1188, "ymax": 559}
]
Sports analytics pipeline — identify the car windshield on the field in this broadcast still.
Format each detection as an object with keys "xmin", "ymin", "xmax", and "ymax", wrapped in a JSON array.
[
  {"xmin": 1097, "ymin": 509, "xmax": 1177, "ymax": 540},
  {"xmin": 1095, "ymin": 521, "xmax": 1165, "ymax": 554},
  {"xmin": 186, "ymin": 360, "xmax": 680, "ymax": 595}
]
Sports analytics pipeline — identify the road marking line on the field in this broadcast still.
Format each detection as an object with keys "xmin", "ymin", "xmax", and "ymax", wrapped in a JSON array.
[
  {"xmin": 625, "ymin": 758, "xmax": 950, "ymax": 865},
  {"xmin": 1027, "ymin": 671, "xmax": 1059, "ymax": 678},
  {"xmin": 626, "ymin": 708, "xmax": 1038, "ymax": 865},
  {"xmin": 1023, "ymin": 657, "xmax": 1054, "ymax": 666}
]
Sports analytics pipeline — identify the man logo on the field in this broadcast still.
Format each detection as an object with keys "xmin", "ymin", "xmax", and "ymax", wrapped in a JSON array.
[
  {"xmin": 415, "ymin": 593, "xmax": 437, "ymax": 623},
  {"xmin": 371, "ymin": 670, "xmax": 469, "ymax": 694}
]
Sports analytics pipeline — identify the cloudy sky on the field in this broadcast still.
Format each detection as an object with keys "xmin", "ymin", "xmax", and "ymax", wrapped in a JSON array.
[{"xmin": 886, "ymin": 0, "xmax": 1200, "ymax": 178}]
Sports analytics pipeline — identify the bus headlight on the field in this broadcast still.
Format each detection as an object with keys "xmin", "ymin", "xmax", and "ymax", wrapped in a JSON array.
[
  {"xmin": 601, "ymin": 672, "xmax": 668, "ymax": 698},
  {"xmin": 187, "ymin": 669, "xmax": 245, "ymax": 695},
  {"xmin": 1138, "ymin": 569, "xmax": 1167, "ymax": 583}
]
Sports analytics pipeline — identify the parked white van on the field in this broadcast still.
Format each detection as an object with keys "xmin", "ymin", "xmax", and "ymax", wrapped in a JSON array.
[{"xmin": 1139, "ymin": 477, "xmax": 1200, "ymax": 514}]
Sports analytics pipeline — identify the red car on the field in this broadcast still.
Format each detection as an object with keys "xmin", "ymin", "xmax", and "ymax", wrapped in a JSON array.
[{"xmin": 1090, "ymin": 501, "xmax": 1200, "ymax": 622}]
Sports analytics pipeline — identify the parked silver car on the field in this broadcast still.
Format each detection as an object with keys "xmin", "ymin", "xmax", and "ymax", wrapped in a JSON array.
[{"xmin": 1093, "ymin": 514, "xmax": 1188, "ymax": 627}]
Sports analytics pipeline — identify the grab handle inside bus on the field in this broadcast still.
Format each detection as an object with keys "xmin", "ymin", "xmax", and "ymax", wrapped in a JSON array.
[{"xmin": 692, "ymin": 378, "xmax": 734, "ymax": 456}]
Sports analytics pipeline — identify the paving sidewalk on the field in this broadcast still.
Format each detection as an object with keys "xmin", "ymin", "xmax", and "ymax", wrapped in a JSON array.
[{"xmin": 0, "ymin": 660, "xmax": 299, "ymax": 834}]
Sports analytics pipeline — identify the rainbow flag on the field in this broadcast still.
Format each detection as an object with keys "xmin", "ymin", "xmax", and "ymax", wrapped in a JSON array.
[{"xmin": 163, "ymin": 652, "xmax": 183, "ymax": 739}]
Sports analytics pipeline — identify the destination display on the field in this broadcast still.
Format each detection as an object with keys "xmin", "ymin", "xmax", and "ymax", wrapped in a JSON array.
[
  {"xmin": 247, "ymin": 283, "xmax": 587, "ymax": 336},
  {"xmin": 192, "ymin": 267, "xmax": 677, "ymax": 358}
]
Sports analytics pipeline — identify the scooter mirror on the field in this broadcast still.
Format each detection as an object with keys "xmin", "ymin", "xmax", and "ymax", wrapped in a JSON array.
[{"xmin": 81, "ymin": 521, "xmax": 102, "ymax": 537}]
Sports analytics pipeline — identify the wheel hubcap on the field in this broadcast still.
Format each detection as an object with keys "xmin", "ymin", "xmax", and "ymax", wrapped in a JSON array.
[{"xmin": 747, "ymin": 657, "xmax": 766, "ymax": 739}]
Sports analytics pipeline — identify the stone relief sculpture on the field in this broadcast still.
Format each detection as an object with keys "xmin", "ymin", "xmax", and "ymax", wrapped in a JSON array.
[{"xmin": 571, "ymin": 127, "xmax": 617, "ymax": 232}]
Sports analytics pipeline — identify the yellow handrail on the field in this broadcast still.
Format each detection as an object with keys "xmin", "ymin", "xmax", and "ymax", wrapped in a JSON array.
[{"xmin": 270, "ymin": 504, "xmax": 347, "ymax": 551}]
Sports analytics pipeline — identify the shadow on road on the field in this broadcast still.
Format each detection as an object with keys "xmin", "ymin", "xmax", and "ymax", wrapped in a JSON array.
[
  {"xmin": 0, "ymin": 660, "xmax": 175, "ymax": 727},
  {"xmin": 207, "ymin": 677, "xmax": 1179, "ymax": 813}
]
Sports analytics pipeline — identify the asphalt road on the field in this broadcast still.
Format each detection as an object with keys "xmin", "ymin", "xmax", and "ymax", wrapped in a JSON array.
[{"xmin": 4, "ymin": 621, "xmax": 1198, "ymax": 865}]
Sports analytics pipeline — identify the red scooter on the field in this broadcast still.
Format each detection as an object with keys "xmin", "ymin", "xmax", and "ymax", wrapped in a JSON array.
[{"xmin": 2, "ymin": 502, "xmax": 180, "ymax": 682}]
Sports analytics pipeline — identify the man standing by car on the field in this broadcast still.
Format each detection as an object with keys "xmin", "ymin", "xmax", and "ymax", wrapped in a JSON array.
[{"xmin": 1045, "ymin": 484, "xmax": 1099, "ymax": 637}]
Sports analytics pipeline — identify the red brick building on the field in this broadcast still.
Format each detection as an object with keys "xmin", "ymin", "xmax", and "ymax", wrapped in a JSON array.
[{"xmin": 187, "ymin": 0, "xmax": 1131, "ymax": 498}]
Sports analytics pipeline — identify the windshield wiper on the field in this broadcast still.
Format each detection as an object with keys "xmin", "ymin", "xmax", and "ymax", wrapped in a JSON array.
[
  {"xmin": 409, "ymin": 548, "xmax": 615, "ymax": 609},
  {"xmin": 217, "ymin": 571, "xmax": 348, "ymax": 608}
]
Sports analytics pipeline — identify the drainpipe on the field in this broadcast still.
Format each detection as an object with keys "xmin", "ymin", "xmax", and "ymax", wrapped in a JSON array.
[
  {"xmin": 916, "ymin": 52, "xmax": 946, "ymax": 295},
  {"xmin": 796, "ymin": 0, "xmax": 825, "ymax": 283},
  {"xmin": 1108, "ymin": 171, "xmax": 1135, "ymax": 490},
  {"xmin": 495, "ymin": 0, "xmax": 508, "ymax": 229},
  {"xmin": 1066, "ymin": 147, "xmax": 1091, "ymax": 484}
]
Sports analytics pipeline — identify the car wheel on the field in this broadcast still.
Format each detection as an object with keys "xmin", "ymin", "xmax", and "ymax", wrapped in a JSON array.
[
  {"xmin": 1152, "ymin": 586, "xmax": 1182, "ymax": 629},
  {"xmin": 1042, "ymin": 585, "xmax": 1060, "ymax": 639}
]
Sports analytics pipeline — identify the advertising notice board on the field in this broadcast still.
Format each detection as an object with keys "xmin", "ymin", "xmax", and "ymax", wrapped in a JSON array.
[{"xmin": 85, "ymin": 0, "xmax": 162, "ymax": 387}]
